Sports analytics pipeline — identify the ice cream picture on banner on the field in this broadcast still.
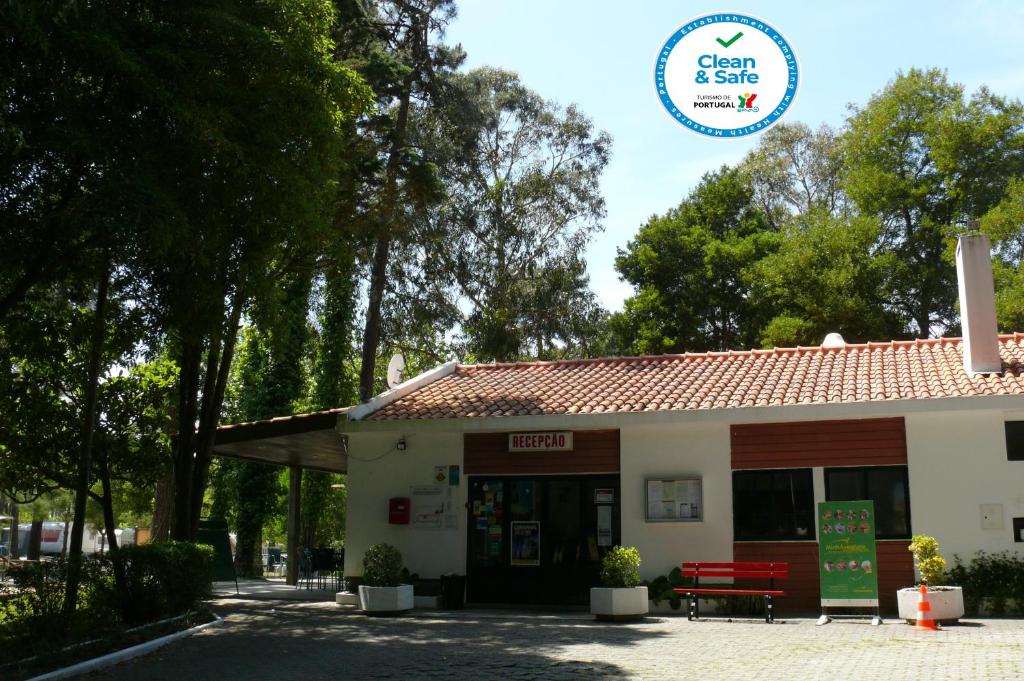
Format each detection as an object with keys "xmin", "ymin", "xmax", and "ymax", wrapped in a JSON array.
[{"xmin": 817, "ymin": 501, "xmax": 880, "ymax": 607}]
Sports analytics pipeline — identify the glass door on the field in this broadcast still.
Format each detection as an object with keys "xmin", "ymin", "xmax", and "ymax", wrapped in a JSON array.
[{"xmin": 466, "ymin": 475, "xmax": 621, "ymax": 605}]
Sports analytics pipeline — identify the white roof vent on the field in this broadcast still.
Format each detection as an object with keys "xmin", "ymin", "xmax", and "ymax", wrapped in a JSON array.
[
  {"xmin": 822, "ymin": 332, "xmax": 846, "ymax": 349},
  {"xmin": 956, "ymin": 234, "xmax": 1002, "ymax": 376}
]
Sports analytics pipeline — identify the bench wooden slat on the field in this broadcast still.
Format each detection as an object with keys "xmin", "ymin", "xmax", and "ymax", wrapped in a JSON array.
[
  {"xmin": 675, "ymin": 588, "xmax": 786, "ymax": 596},
  {"xmin": 682, "ymin": 562, "xmax": 783, "ymax": 569},
  {"xmin": 682, "ymin": 569, "xmax": 788, "ymax": 579}
]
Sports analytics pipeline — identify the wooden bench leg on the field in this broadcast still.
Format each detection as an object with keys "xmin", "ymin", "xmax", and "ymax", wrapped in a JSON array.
[
  {"xmin": 766, "ymin": 594, "xmax": 773, "ymax": 623},
  {"xmin": 688, "ymin": 594, "xmax": 696, "ymax": 621}
]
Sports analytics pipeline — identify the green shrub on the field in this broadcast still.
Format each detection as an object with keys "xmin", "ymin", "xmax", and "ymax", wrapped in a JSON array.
[
  {"xmin": 362, "ymin": 543, "xmax": 404, "ymax": 587},
  {"xmin": 114, "ymin": 541, "xmax": 214, "ymax": 625},
  {"xmin": 644, "ymin": 566, "xmax": 691, "ymax": 608},
  {"xmin": 1, "ymin": 556, "xmax": 113, "ymax": 662},
  {"xmin": 600, "ymin": 546, "xmax": 642, "ymax": 588},
  {"xmin": 909, "ymin": 534, "xmax": 947, "ymax": 586},
  {"xmin": 948, "ymin": 551, "xmax": 1024, "ymax": 616}
]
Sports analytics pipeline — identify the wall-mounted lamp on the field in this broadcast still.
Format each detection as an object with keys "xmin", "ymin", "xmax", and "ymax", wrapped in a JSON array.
[{"xmin": 396, "ymin": 437, "xmax": 407, "ymax": 451}]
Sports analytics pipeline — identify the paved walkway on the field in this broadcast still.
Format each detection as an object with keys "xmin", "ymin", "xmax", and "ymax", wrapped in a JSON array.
[
  {"xmin": 88, "ymin": 599, "xmax": 1024, "ymax": 680},
  {"xmin": 212, "ymin": 578, "xmax": 341, "ymax": 602}
]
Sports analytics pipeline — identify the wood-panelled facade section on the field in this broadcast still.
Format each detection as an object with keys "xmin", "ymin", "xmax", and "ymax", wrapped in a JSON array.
[
  {"xmin": 731, "ymin": 417, "xmax": 913, "ymax": 614},
  {"xmin": 731, "ymin": 418, "xmax": 908, "ymax": 469},
  {"xmin": 733, "ymin": 542, "xmax": 820, "ymax": 614},
  {"xmin": 464, "ymin": 430, "xmax": 620, "ymax": 475},
  {"xmin": 733, "ymin": 541, "xmax": 912, "ymax": 615}
]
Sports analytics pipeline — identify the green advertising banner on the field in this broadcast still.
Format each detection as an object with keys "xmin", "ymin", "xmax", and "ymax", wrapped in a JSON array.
[{"xmin": 818, "ymin": 501, "xmax": 879, "ymax": 607}]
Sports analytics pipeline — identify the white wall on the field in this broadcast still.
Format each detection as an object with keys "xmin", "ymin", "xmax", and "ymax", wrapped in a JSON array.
[
  {"xmin": 619, "ymin": 422, "xmax": 733, "ymax": 580},
  {"xmin": 905, "ymin": 409, "xmax": 1024, "ymax": 565},
  {"xmin": 344, "ymin": 430, "xmax": 466, "ymax": 579}
]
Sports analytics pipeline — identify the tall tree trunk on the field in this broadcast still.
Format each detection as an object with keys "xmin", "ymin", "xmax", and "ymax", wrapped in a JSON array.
[
  {"xmin": 314, "ymin": 258, "xmax": 358, "ymax": 409},
  {"xmin": 188, "ymin": 296, "xmax": 243, "ymax": 537},
  {"xmin": 96, "ymin": 451, "xmax": 127, "ymax": 606},
  {"xmin": 171, "ymin": 342, "xmax": 201, "ymax": 540},
  {"xmin": 27, "ymin": 519, "xmax": 42, "ymax": 560},
  {"xmin": 358, "ymin": 232, "xmax": 392, "ymax": 402},
  {"xmin": 358, "ymin": 66, "xmax": 415, "ymax": 403},
  {"xmin": 63, "ymin": 260, "xmax": 110, "ymax": 615},
  {"xmin": 151, "ymin": 476, "xmax": 174, "ymax": 543}
]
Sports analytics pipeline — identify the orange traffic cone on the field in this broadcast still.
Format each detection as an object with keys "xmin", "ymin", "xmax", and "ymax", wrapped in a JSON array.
[{"xmin": 913, "ymin": 583, "xmax": 940, "ymax": 631}]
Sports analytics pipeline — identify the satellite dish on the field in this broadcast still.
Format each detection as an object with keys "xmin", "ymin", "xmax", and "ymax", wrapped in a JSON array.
[{"xmin": 386, "ymin": 354, "xmax": 406, "ymax": 389}]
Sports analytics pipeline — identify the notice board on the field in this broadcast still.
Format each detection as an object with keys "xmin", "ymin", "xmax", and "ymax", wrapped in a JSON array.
[
  {"xmin": 645, "ymin": 478, "xmax": 702, "ymax": 522},
  {"xmin": 817, "ymin": 501, "xmax": 879, "ymax": 607}
]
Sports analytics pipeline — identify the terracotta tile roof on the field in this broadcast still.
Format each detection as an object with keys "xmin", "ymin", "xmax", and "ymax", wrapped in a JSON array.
[{"xmin": 364, "ymin": 334, "xmax": 1024, "ymax": 421}]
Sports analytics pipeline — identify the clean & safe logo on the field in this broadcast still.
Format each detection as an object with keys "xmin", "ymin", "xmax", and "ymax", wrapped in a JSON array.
[{"xmin": 655, "ymin": 13, "xmax": 799, "ymax": 137}]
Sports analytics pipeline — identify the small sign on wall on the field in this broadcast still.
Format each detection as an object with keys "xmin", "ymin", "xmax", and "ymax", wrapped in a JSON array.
[{"xmin": 508, "ymin": 432, "xmax": 573, "ymax": 452}]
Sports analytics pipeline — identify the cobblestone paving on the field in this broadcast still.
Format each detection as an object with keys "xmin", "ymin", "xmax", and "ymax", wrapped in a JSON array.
[{"xmin": 88, "ymin": 599, "xmax": 1024, "ymax": 680}]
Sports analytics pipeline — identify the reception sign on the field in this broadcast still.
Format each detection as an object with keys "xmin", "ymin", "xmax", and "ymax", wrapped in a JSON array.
[
  {"xmin": 508, "ymin": 432, "xmax": 573, "ymax": 452},
  {"xmin": 817, "ymin": 501, "xmax": 879, "ymax": 607}
]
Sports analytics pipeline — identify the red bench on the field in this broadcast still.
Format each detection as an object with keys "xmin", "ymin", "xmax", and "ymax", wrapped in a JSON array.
[{"xmin": 673, "ymin": 561, "xmax": 788, "ymax": 623}]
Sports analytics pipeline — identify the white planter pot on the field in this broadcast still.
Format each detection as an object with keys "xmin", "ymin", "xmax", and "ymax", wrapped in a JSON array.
[
  {"xmin": 897, "ymin": 586, "xmax": 965, "ymax": 624},
  {"xmin": 359, "ymin": 584, "xmax": 414, "ymax": 614},
  {"xmin": 590, "ymin": 586, "xmax": 649, "ymax": 621}
]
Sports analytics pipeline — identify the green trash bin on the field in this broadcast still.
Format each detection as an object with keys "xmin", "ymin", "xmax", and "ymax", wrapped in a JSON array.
[{"xmin": 441, "ymin": 574, "xmax": 466, "ymax": 609}]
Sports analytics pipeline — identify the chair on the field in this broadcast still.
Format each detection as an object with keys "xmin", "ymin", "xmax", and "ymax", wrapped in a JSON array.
[
  {"xmin": 296, "ymin": 548, "xmax": 315, "ymax": 590},
  {"xmin": 267, "ymin": 547, "xmax": 283, "ymax": 576}
]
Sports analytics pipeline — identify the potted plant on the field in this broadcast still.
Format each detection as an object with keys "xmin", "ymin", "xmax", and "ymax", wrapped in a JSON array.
[
  {"xmin": 590, "ymin": 546, "xmax": 648, "ymax": 621},
  {"xmin": 897, "ymin": 534, "xmax": 965, "ymax": 624},
  {"xmin": 358, "ymin": 543, "xmax": 413, "ymax": 615}
]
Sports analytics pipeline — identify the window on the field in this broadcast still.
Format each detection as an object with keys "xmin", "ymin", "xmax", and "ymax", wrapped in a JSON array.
[
  {"xmin": 1006, "ymin": 422, "xmax": 1024, "ymax": 461},
  {"xmin": 825, "ymin": 466, "xmax": 911, "ymax": 539},
  {"xmin": 733, "ymin": 469, "xmax": 815, "ymax": 541}
]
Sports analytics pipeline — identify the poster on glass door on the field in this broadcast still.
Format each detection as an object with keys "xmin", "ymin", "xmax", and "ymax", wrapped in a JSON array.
[
  {"xmin": 510, "ymin": 521, "xmax": 540, "ymax": 566},
  {"xmin": 818, "ymin": 500, "xmax": 879, "ymax": 607}
]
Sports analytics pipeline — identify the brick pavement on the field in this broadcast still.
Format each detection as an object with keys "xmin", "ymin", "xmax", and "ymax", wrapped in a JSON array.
[{"xmin": 87, "ymin": 598, "xmax": 1024, "ymax": 680}]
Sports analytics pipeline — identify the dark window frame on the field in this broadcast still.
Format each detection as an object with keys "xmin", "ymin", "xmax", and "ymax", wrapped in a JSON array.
[
  {"xmin": 732, "ymin": 468, "xmax": 816, "ymax": 542},
  {"xmin": 824, "ymin": 465, "xmax": 912, "ymax": 540},
  {"xmin": 1005, "ymin": 422, "xmax": 1024, "ymax": 461}
]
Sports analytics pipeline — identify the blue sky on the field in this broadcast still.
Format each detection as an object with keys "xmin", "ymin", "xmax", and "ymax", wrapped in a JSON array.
[{"xmin": 446, "ymin": 0, "xmax": 1024, "ymax": 311}]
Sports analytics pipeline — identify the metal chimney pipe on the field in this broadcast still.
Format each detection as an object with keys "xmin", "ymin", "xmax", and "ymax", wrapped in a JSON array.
[{"xmin": 955, "ymin": 234, "xmax": 1002, "ymax": 376}]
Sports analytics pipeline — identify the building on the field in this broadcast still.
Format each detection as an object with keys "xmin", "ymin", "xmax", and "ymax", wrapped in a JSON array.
[{"xmin": 338, "ymin": 235, "xmax": 1024, "ymax": 614}]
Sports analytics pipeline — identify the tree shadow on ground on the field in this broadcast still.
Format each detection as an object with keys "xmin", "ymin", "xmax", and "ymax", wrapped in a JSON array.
[{"xmin": 89, "ymin": 599, "xmax": 674, "ymax": 680}]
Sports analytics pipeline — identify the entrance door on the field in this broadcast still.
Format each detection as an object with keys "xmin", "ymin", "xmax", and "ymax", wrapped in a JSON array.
[{"xmin": 466, "ymin": 475, "xmax": 621, "ymax": 605}]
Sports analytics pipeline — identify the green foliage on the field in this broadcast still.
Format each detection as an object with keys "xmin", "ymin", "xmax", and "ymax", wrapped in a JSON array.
[
  {"xmin": 600, "ymin": 546, "xmax": 642, "ymax": 588},
  {"xmin": 749, "ymin": 211, "xmax": 905, "ymax": 346},
  {"xmin": 114, "ymin": 542, "xmax": 213, "ymax": 625},
  {"xmin": 426, "ymin": 67, "xmax": 612, "ymax": 362},
  {"xmin": 300, "ymin": 472, "xmax": 346, "ymax": 548},
  {"xmin": 909, "ymin": 534, "xmax": 948, "ymax": 586},
  {"xmin": 1, "ymin": 556, "xmax": 114, "ymax": 658},
  {"xmin": 613, "ymin": 69, "xmax": 1024, "ymax": 351},
  {"xmin": 645, "ymin": 566, "xmax": 691, "ymax": 608},
  {"xmin": 362, "ymin": 543, "xmax": 404, "ymax": 587},
  {"xmin": 948, "ymin": 551, "xmax": 1024, "ymax": 616},
  {"xmin": 614, "ymin": 166, "xmax": 777, "ymax": 353},
  {"xmin": 744, "ymin": 122, "xmax": 846, "ymax": 221},
  {"xmin": 840, "ymin": 68, "xmax": 1024, "ymax": 336}
]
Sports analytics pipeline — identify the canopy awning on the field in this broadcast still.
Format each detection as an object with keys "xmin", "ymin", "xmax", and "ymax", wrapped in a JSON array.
[{"xmin": 213, "ymin": 408, "xmax": 349, "ymax": 473}]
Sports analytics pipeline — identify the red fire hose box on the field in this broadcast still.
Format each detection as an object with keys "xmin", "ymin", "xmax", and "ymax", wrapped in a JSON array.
[{"xmin": 389, "ymin": 497, "xmax": 410, "ymax": 524}]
